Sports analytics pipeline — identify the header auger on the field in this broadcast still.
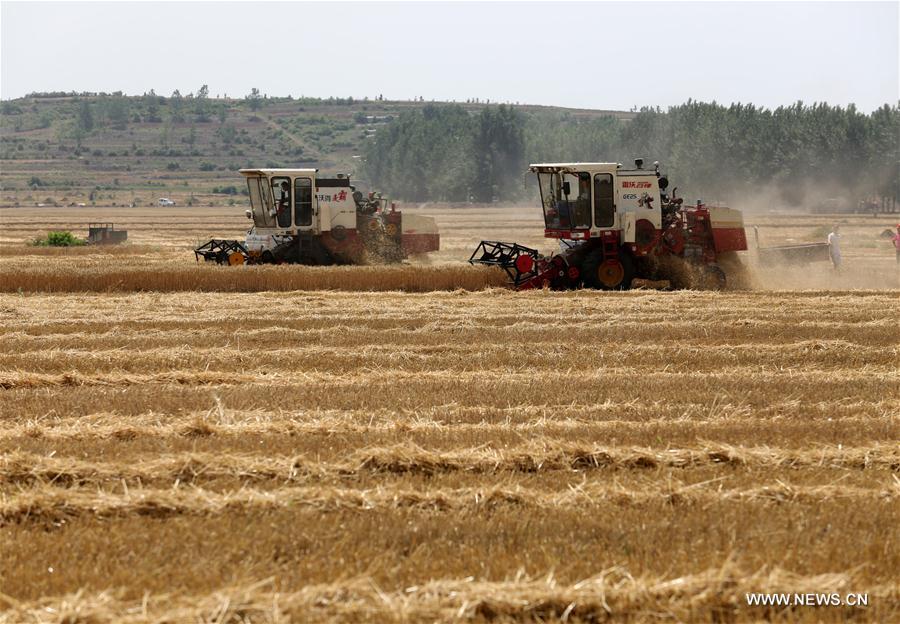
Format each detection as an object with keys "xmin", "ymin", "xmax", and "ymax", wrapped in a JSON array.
[{"xmin": 470, "ymin": 160, "xmax": 748, "ymax": 290}]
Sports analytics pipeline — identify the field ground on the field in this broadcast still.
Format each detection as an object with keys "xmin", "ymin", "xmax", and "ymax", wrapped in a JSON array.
[{"xmin": 0, "ymin": 205, "xmax": 898, "ymax": 622}]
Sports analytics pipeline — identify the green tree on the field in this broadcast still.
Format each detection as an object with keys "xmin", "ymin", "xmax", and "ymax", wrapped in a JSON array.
[
  {"xmin": 76, "ymin": 100, "xmax": 94, "ymax": 132},
  {"xmin": 471, "ymin": 105, "xmax": 525, "ymax": 202},
  {"xmin": 104, "ymin": 96, "xmax": 129, "ymax": 129},
  {"xmin": 145, "ymin": 89, "xmax": 162, "ymax": 122},
  {"xmin": 170, "ymin": 90, "xmax": 185, "ymax": 122},
  {"xmin": 195, "ymin": 84, "xmax": 211, "ymax": 122},
  {"xmin": 247, "ymin": 88, "xmax": 262, "ymax": 111}
]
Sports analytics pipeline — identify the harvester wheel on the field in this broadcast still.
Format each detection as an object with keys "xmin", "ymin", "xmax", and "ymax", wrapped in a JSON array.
[
  {"xmin": 582, "ymin": 249, "xmax": 634, "ymax": 290},
  {"xmin": 699, "ymin": 264, "xmax": 727, "ymax": 290},
  {"xmin": 261, "ymin": 250, "xmax": 276, "ymax": 264},
  {"xmin": 227, "ymin": 252, "xmax": 245, "ymax": 266}
]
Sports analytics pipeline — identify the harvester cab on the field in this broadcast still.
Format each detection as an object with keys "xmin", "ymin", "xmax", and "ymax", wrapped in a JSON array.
[
  {"xmin": 470, "ymin": 159, "xmax": 748, "ymax": 290},
  {"xmin": 194, "ymin": 168, "xmax": 439, "ymax": 265},
  {"xmin": 535, "ymin": 160, "xmax": 663, "ymax": 244}
]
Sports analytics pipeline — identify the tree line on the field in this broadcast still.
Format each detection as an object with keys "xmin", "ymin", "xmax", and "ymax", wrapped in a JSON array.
[
  {"xmin": 363, "ymin": 104, "xmax": 525, "ymax": 202},
  {"xmin": 363, "ymin": 101, "xmax": 899, "ymax": 205}
]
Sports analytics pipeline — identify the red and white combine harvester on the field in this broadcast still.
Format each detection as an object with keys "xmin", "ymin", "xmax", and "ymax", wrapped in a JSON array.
[
  {"xmin": 195, "ymin": 168, "xmax": 439, "ymax": 265},
  {"xmin": 470, "ymin": 159, "xmax": 748, "ymax": 289}
]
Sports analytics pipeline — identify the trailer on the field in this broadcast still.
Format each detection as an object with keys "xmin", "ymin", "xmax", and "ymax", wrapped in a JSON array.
[
  {"xmin": 86, "ymin": 223, "xmax": 127, "ymax": 245},
  {"xmin": 752, "ymin": 226, "xmax": 831, "ymax": 266}
]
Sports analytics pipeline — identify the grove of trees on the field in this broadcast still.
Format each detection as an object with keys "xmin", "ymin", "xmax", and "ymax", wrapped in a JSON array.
[
  {"xmin": 364, "ymin": 101, "xmax": 900, "ymax": 205},
  {"xmin": 364, "ymin": 104, "xmax": 525, "ymax": 202}
]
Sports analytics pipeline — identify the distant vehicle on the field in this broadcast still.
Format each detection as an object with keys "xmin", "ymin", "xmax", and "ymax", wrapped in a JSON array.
[
  {"xmin": 158, "ymin": 198, "xmax": 176, "ymax": 206},
  {"xmin": 87, "ymin": 223, "xmax": 127, "ymax": 245},
  {"xmin": 194, "ymin": 168, "xmax": 439, "ymax": 265}
]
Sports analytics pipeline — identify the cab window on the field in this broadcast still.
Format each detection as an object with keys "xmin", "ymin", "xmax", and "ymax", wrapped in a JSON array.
[
  {"xmin": 246, "ymin": 176, "xmax": 276, "ymax": 228},
  {"xmin": 537, "ymin": 171, "xmax": 591, "ymax": 229},
  {"xmin": 594, "ymin": 173, "xmax": 615, "ymax": 227},
  {"xmin": 272, "ymin": 176, "xmax": 291, "ymax": 228},
  {"xmin": 294, "ymin": 178, "xmax": 313, "ymax": 226}
]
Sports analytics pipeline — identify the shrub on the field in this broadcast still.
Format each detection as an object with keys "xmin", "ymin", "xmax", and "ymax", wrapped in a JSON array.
[
  {"xmin": 166, "ymin": 162, "xmax": 180, "ymax": 170},
  {"xmin": 32, "ymin": 231, "xmax": 87, "ymax": 247}
]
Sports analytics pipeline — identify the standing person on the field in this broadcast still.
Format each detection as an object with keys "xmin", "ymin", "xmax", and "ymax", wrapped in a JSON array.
[{"xmin": 827, "ymin": 225, "xmax": 842, "ymax": 270}]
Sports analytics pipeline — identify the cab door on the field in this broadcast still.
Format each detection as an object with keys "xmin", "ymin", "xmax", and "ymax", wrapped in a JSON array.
[
  {"xmin": 593, "ymin": 173, "xmax": 616, "ymax": 230},
  {"xmin": 270, "ymin": 175, "xmax": 293, "ymax": 230},
  {"xmin": 293, "ymin": 176, "xmax": 315, "ymax": 232}
]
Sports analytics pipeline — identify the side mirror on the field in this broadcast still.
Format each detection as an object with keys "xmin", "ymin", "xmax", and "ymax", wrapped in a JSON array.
[
  {"xmin": 658, "ymin": 176, "xmax": 669, "ymax": 190},
  {"xmin": 562, "ymin": 181, "xmax": 571, "ymax": 196}
]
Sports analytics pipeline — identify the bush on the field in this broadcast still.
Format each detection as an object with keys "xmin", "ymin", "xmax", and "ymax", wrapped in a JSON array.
[
  {"xmin": 199, "ymin": 162, "xmax": 216, "ymax": 171},
  {"xmin": 32, "ymin": 231, "xmax": 87, "ymax": 247},
  {"xmin": 166, "ymin": 162, "xmax": 180, "ymax": 170},
  {"xmin": 212, "ymin": 185, "xmax": 239, "ymax": 195}
]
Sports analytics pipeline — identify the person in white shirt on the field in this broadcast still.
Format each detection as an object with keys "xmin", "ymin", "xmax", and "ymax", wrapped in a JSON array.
[{"xmin": 827, "ymin": 225, "xmax": 842, "ymax": 270}]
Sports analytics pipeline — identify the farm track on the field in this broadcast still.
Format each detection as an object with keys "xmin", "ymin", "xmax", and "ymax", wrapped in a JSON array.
[{"xmin": 1, "ymin": 218, "xmax": 899, "ymax": 621}]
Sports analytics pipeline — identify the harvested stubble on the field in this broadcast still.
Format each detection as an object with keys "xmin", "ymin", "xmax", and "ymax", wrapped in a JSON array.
[
  {"xmin": 3, "ymin": 481, "xmax": 897, "ymax": 526},
  {"xmin": 3, "ymin": 443, "xmax": 897, "ymax": 488},
  {"xmin": 1, "ymin": 286, "xmax": 898, "ymax": 621},
  {"xmin": 2, "ymin": 566, "xmax": 898, "ymax": 623}
]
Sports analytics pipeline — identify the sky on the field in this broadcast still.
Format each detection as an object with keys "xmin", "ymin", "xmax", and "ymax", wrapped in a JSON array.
[{"xmin": 1, "ymin": 1, "xmax": 898, "ymax": 112}]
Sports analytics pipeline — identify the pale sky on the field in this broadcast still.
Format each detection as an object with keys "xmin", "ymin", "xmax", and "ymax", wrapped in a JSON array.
[{"xmin": 1, "ymin": 1, "xmax": 898, "ymax": 111}]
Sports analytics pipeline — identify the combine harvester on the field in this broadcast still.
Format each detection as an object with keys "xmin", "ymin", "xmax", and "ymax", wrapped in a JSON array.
[
  {"xmin": 470, "ymin": 159, "xmax": 828, "ymax": 290},
  {"xmin": 195, "ymin": 168, "xmax": 439, "ymax": 265}
]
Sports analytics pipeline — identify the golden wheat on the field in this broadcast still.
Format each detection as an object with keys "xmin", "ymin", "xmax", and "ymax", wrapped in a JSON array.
[
  {"xmin": 1, "ymin": 208, "xmax": 898, "ymax": 621},
  {"xmin": 2, "ymin": 566, "xmax": 898, "ymax": 623}
]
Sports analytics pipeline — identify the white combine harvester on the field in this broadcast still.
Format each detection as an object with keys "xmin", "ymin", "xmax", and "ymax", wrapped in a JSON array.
[{"xmin": 195, "ymin": 168, "xmax": 439, "ymax": 265}]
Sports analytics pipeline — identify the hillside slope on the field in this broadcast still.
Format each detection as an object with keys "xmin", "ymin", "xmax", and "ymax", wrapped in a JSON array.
[{"xmin": 0, "ymin": 94, "xmax": 632, "ymax": 208}]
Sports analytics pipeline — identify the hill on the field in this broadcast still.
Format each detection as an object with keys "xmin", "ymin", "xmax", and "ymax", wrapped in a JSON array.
[{"xmin": 0, "ymin": 93, "xmax": 633, "ymax": 209}]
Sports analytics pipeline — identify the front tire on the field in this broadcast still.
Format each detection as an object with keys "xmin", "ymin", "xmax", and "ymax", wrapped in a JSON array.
[{"xmin": 581, "ymin": 249, "xmax": 635, "ymax": 290}]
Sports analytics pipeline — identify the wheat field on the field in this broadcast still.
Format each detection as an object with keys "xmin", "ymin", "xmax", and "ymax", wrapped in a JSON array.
[{"xmin": 0, "ymin": 205, "xmax": 899, "ymax": 622}]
